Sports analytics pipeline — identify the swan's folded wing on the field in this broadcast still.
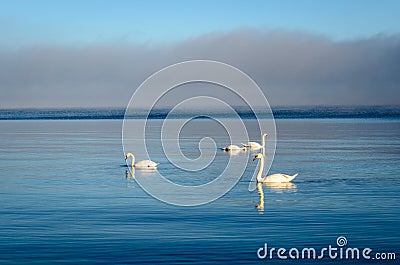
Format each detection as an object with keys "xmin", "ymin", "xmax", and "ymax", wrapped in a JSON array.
[{"xmin": 136, "ymin": 160, "xmax": 158, "ymax": 168}]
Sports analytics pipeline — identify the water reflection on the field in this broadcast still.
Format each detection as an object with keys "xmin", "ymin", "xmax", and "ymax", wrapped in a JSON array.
[
  {"xmin": 126, "ymin": 168, "xmax": 135, "ymax": 179},
  {"xmin": 255, "ymin": 182, "xmax": 298, "ymax": 212},
  {"xmin": 138, "ymin": 168, "xmax": 158, "ymax": 175},
  {"xmin": 264, "ymin": 182, "xmax": 297, "ymax": 193},
  {"xmin": 126, "ymin": 167, "xmax": 159, "ymax": 179},
  {"xmin": 125, "ymin": 169, "xmax": 135, "ymax": 188},
  {"xmin": 125, "ymin": 168, "xmax": 159, "ymax": 189},
  {"xmin": 256, "ymin": 183, "xmax": 264, "ymax": 212}
]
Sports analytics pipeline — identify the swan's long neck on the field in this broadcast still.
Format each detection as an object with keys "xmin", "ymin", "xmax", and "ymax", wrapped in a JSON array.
[
  {"xmin": 262, "ymin": 134, "xmax": 266, "ymax": 148},
  {"xmin": 262, "ymin": 137, "xmax": 266, "ymax": 159},
  {"xmin": 256, "ymin": 157, "xmax": 264, "ymax": 182},
  {"xmin": 128, "ymin": 153, "xmax": 135, "ymax": 167}
]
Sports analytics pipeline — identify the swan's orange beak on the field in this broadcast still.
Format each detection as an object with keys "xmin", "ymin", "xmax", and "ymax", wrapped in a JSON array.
[{"xmin": 253, "ymin": 157, "xmax": 257, "ymax": 161}]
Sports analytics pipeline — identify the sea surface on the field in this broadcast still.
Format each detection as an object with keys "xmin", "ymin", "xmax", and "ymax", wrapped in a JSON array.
[{"xmin": 0, "ymin": 108, "xmax": 399, "ymax": 264}]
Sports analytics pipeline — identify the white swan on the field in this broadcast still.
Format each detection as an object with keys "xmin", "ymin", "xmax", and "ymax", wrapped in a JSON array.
[
  {"xmin": 253, "ymin": 153, "xmax": 298, "ymax": 183},
  {"xmin": 221, "ymin": 144, "xmax": 246, "ymax": 151},
  {"xmin": 242, "ymin": 133, "xmax": 268, "ymax": 150},
  {"xmin": 226, "ymin": 149, "xmax": 245, "ymax": 156},
  {"xmin": 125, "ymin": 152, "xmax": 159, "ymax": 169}
]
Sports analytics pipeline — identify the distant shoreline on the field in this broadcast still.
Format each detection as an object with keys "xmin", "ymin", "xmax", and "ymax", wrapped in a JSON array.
[{"xmin": 0, "ymin": 106, "xmax": 399, "ymax": 120}]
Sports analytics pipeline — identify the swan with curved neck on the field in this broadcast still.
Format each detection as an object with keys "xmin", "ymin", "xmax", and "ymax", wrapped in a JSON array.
[
  {"xmin": 253, "ymin": 153, "xmax": 298, "ymax": 183},
  {"xmin": 242, "ymin": 133, "xmax": 268, "ymax": 150},
  {"xmin": 125, "ymin": 152, "xmax": 158, "ymax": 169}
]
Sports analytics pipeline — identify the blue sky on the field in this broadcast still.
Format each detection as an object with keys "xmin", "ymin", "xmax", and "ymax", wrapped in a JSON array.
[{"xmin": 1, "ymin": 0, "xmax": 400, "ymax": 47}]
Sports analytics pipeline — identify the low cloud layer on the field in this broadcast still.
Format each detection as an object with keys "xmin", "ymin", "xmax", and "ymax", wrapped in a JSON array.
[{"xmin": 0, "ymin": 29, "xmax": 399, "ymax": 108}]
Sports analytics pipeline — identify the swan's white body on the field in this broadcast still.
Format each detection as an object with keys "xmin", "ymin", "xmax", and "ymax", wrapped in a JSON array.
[
  {"xmin": 221, "ymin": 144, "xmax": 246, "ymax": 151},
  {"xmin": 242, "ymin": 133, "xmax": 268, "ymax": 150},
  {"xmin": 226, "ymin": 149, "xmax": 244, "ymax": 155},
  {"xmin": 242, "ymin": 141, "xmax": 262, "ymax": 150},
  {"xmin": 261, "ymin": 173, "xmax": 298, "ymax": 183},
  {"xmin": 125, "ymin": 152, "xmax": 158, "ymax": 169},
  {"xmin": 253, "ymin": 153, "xmax": 298, "ymax": 183}
]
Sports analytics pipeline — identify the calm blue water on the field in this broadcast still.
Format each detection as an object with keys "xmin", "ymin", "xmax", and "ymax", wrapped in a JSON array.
[{"xmin": 0, "ymin": 116, "xmax": 399, "ymax": 264}]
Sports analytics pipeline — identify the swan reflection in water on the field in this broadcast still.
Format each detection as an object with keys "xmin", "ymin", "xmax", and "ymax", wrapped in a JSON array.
[
  {"xmin": 264, "ymin": 182, "xmax": 297, "ymax": 193},
  {"xmin": 125, "ymin": 168, "xmax": 159, "ymax": 189},
  {"xmin": 126, "ymin": 167, "xmax": 159, "ymax": 179},
  {"xmin": 256, "ymin": 183, "xmax": 265, "ymax": 211},
  {"xmin": 125, "ymin": 168, "xmax": 135, "ymax": 179},
  {"xmin": 256, "ymin": 182, "xmax": 297, "ymax": 212}
]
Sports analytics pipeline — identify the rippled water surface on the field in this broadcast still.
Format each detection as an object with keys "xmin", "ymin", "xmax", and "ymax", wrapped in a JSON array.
[{"xmin": 0, "ymin": 119, "xmax": 399, "ymax": 264}]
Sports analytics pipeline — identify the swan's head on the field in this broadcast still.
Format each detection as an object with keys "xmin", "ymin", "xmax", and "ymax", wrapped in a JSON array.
[
  {"xmin": 253, "ymin": 153, "xmax": 263, "ymax": 161},
  {"xmin": 263, "ymin": 133, "xmax": 268, "ymax": 137},
  {"xmin": 125, "ymin": 152, "xmax": 134, "ymax": 160}
]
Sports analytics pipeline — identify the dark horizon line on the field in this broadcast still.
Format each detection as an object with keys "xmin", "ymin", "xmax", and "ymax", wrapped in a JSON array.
[
  {"xmin": 1, "ymin": 105, "xmax": 399, "ymax": 120},
  {"xmin": 1, "ymin": 104, "xmax": 399, "ymax": 111}
]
